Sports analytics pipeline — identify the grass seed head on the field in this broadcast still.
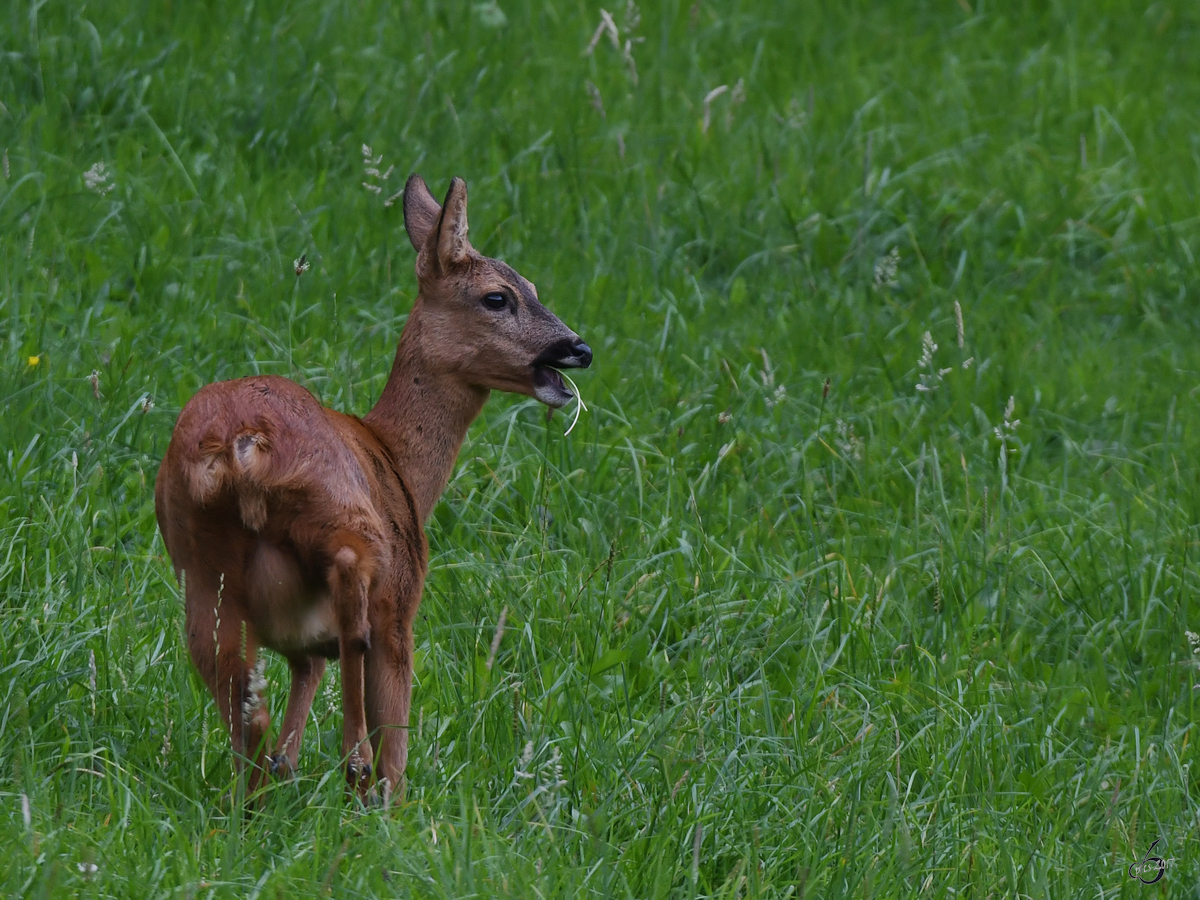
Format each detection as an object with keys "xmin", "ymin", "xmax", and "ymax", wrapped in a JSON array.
[
  {"xmin": 560, "ymin": 370, "xmax": 588, "ymax": 436},
  {"xmin": 701, "ymin": 85, "xmax": 728, "ymax": 134},
  {"xmin": 586, "ymin": 81, "xmax": 606, "ymax": 119}
]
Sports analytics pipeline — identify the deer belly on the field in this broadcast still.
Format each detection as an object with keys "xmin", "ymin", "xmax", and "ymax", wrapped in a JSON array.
[{"xmin": 246, "ymin": 541, "xmax": 339, "ymax": 656}]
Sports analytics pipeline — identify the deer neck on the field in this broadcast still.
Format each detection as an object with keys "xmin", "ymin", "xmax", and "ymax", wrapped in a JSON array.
[{"xmin": 363, "ymin": 302, "xmax": 489, "ymax": 523}]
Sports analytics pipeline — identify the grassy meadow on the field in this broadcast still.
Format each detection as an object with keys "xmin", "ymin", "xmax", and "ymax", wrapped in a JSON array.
[{"xmin": 4, "ymin": 0, "xmax": 1200, "ymax": 895}]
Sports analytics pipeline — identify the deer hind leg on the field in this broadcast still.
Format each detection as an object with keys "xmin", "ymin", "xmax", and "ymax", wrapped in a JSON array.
[
  {"xmin": 365, "ymin": 610, "xmax": 415, "ymax": 807},
  {"xmin": 184, "ymin": 573, "xmax": 272, "ymax": 794},
  {"xmin": 330, "ymin": 545, "xmax": 373, "ymax": 794},
  {"xmin": 269, "ymin": 655, "xmax": 326, "ymax": 778}
]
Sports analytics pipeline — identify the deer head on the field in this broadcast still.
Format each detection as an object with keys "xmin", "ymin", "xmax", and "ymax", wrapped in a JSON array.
[{"xmin": 401, "ymin": 175, "xmax": 592, "ymax": 407}]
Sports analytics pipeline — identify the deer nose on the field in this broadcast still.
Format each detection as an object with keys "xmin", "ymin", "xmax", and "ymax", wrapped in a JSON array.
[{"xmin": 572, "ymin": 341, "xmax": 593, "ymax": 369}]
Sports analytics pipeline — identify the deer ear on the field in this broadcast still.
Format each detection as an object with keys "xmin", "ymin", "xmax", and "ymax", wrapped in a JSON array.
[
  {"xmin": 403, "ymin": 175, "xmax": 441, "ymax": 252},
  {"xmin": 432, "ymin": 177, "xmax": 471, "ymax": 270}
]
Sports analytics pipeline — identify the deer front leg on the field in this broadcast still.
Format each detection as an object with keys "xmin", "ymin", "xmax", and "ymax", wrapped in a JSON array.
[
  {"xmin": 269, "ymin": 655, "xmax": 326, "ymax": 777},
  {"xmin": 365, "ymin": 612, "xmax": 415, "ymax": 807},
  {"xmin": 330, "ymin": 546, "xmax": 373, "ymax": 795}
]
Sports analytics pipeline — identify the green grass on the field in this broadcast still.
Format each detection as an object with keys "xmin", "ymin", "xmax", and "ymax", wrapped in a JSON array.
[{"xmin": 3, "ymin": 0, "xmax": 1200, "ymax": 896}]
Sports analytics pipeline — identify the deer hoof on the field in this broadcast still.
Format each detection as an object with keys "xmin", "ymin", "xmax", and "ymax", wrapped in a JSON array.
[
  {"xmin": 268, "ymin": 755, "xmax": 296, "ymax": 779},
  {"xmin": 346, "ymin": 753, "xmax": 372, "ymax": 788}
]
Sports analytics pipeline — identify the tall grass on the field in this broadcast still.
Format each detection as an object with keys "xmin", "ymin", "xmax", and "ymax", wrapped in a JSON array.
[{"xmin": 2, "ymin": 0, "xmax": 1199, "ymax": 896}]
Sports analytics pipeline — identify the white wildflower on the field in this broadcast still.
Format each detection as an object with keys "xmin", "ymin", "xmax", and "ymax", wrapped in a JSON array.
[
  {"xmin": 77, "ymin": 862, "xmax": 98, "ymax": 875},
  {"xmin": 874, "ymin": 247, "xmax": 900, "ymax": 289},
  {"xmin": 765, "ymin": 383, "xmax": 786, "ymax": 408},
  {"xmin": 835, "ymin": 419, "xmax": 863, "ymax": 462},
  {"xmin": 83, "ymin": 162, "xmax": 114, "ymax": 196}
]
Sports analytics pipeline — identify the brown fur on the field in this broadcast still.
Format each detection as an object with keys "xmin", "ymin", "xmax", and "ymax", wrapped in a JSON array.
[{"xmin": 155, "ymin": 176, "xmax": 590, "ymax": 802}]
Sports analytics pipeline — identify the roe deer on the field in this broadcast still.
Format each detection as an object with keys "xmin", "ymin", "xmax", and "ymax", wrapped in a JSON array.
[{"xmin": 155, "ymin": 175, "xmax": 591, "ymax": 803}]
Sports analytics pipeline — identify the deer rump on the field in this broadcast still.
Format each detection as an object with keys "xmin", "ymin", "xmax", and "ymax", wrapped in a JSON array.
[{"xmin": 155, "ymin": 374, "xmax": 426, "ymax": 661}]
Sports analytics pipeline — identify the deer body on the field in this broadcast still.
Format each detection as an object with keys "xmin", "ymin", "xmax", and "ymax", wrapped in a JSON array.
[{"xmin": 155, "ymin": 176, "xmax": 591, "ymax": 800}]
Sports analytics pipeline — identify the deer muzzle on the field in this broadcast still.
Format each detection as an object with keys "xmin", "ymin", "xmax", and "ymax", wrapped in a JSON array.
[{"xmin": 532, "ymin": 339, "xmax": 593, "ymax": 408}]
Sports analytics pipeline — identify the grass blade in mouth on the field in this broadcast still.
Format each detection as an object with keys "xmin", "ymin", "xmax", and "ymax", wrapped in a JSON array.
[{"xmin": 560, "ymin": 370, "xmax": 588, "ymax": 436}]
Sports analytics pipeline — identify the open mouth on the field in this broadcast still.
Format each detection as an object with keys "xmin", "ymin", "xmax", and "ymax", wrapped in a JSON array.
[
  {"xmin": 532, "ymin": 365, "xmax": 574, "ymax": 408},
  {"xmin": 531, "ymin": 338, "xmax": 591, "ymax": 409}
]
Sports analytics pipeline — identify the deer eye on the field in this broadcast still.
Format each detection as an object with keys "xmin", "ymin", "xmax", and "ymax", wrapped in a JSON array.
[{"xmin": 482, "ymin": 291, "xmax": 507, "ymax": 310}]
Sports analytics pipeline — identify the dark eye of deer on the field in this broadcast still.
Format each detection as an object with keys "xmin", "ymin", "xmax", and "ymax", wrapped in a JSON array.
[{"xmin": 482, "ymin": 292, "xmax": 507, "ymax": 310}]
